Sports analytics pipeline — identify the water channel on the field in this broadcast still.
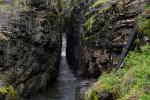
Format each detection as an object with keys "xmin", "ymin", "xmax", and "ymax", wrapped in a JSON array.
[{"xmin": 30, "ymin": 33, "xmax": 78, "ymax": 100}]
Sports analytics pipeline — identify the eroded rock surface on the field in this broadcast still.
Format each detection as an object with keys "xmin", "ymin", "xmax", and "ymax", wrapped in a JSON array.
[
  {"xmin": 0, "ymin": 0, "xmax": 62, "ymax": 98},
  {"xmin": 67, "ymin": 0, "xmax": 146, "ymax": 99},
  {"xmin": 67, "ymin": 0, "xmax": 145, "ymax": 78}
]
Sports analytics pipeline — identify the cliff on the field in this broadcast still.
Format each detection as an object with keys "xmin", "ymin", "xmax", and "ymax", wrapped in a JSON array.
[
  {"xmin": 67, "ymin": 0, "xmax": 150, "ymax": 99},
  {"xmin": 0, "ymin": 0, "xmax": 62, "ymax": 99},
  {"xmin": 68, "ymin": 0, "xmax": 145, "ymax": 78}
]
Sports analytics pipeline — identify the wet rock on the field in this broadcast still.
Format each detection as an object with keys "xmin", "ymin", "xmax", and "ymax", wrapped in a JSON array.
[
  {"xmin": 98, "ymin": 91, "xmax": 113, "ymax": 100},
  {"xmin": 88, "ymin": 63, "xmax": 102, "ymax": 79},
  {"xmin": 76, "ymin": 80, "xmax": 92, "ymax": 100}
]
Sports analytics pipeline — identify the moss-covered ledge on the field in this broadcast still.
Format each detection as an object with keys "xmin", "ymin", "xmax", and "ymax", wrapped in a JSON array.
[
  {"xmin": 85, "ymin": 46, "xmax": 150, "ymax": 100},
  {"xmin": 0, "ymin": 76, "xmax": 16, "ymax": 100}
]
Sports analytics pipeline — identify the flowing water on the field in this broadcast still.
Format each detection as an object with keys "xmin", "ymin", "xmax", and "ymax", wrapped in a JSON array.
[{"xmin": 30, "ymin": 33, "xmax": 78, "ymax": 100}]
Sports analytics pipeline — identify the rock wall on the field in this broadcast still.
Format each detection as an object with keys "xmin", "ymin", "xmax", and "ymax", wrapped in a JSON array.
[
  {"xmin": 68, "ymin": 0, "xmax": 145, "ymax": 79},
  {"xmin": 0, "ymin": 0, "xmax": 62, "ymax": 99}
]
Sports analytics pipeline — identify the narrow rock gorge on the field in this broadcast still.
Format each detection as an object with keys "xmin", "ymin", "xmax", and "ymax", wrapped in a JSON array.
[{"xmin": 0, "ymin": 0, "xmax": 150, "ymax": 100}]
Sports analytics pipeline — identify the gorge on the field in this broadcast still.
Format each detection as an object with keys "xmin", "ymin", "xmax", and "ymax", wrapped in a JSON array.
[
  {"xmin": 29, "ymin": 33, "xmax": 78, "ymax": 100},
  {"xmin": 0, "ymin": 0, "xmax": 150, "ymax": 100}
]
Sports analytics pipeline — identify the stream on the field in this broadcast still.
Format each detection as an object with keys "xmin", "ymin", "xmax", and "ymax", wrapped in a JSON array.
[{"xmin": 30, "ymin": 33, "xmax": 78, "ymax": 100}]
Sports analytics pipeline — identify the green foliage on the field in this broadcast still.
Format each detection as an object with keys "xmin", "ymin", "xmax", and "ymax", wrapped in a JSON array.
[
  {"xmin": 85, "ymin": 15, "xmax": 96, "ymax": 30},
  {"xmin": 84, "ymin": 2, "xmax": 113, "ymax": 43},
  {"xmin": 0, "ymin": 85, "xmax": 16, "ymax": 99},
  {"xmin": 0, "ymin": 0, "xmax": 29, "ymax": 14},
  {"xmin": 0, "ymin": 77, "xmax": 16, "ymax": 100},
  {"xmin": 136, "ymin": 4, "xmax": 150, "ymax": 38},
  {"xmin": 90, "ymin": 0, "xmax": 110, "ymax": 9},
  {"xmin": 0, "ymin": 0, "xmax": 5, "ymax": 4},
  {"xmin": 85, "ymin": 1, "xmax": 111, "ymax": 31},
  {"xmin": 85, "ymin": 46, "xmax": 150, "ymax": 100}
]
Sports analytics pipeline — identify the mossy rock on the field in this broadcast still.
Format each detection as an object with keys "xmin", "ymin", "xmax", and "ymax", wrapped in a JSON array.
[
  {"xmin": 85, "ymin": 46, "xmax": 150, "ymax": 100},
  {"xmin": 83, "ymin": 3, "xmax": 114, "ymax": 43},
  {"xmin": 90, "ymin": 0, "xmax": 110, "ymax": 9},
  {"xmin": 0, "ymin": 78, "xmax": 16, "ymax": 100},
  {"xmin": 136, "ymin": 3, "xmax": 150, "ymax": 38}
]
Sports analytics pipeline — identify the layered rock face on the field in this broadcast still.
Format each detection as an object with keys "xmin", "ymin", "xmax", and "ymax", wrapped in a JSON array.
[
  {"xmin": 0, "ymin": 0, "xmax": 62, "ymax": 98},
  {"xmin": 68, "ymin": 0, "xmax": 145, "ymax": 79}
]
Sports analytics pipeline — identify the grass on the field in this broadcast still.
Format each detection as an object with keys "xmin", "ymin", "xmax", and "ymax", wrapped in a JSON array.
[
  {"xmin": 85, "ymin": 46, "xmax": 150, "ymax": 100},
  {"xmin": 85, "ymin": 4, "xmax": 150, "ymax": 99}
]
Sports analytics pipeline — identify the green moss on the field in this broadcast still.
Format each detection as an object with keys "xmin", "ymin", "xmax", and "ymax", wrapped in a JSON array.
[
  {"xmin": 85, "ymin": 46, "xmax": 150, "ymax": 100},
  {"xmin": 45, "ymin": 11, "xmax": 61, "ymax": 27},
  {"xmin": 136, "ymin": 4, "xmax": 150, "ymax": 38},
  {"xmin": 83, "ymin": 32, "xmax": 99, "ymax": 41},
  {"xmin": 85, "ymin": 14, "xmax": 97, "ymax": 30},
  {"xmin": 0, "ymin": 0, "xmax": 29, "ymax": 14},
  {"xmin": 0, "ymin": 85, "xmax": 16, "ymax": 99},
  {"xmin": 85, "ymin": 1, "xmax": 112, "ymax": 30},
  {"xmin": 84, "ymin": 3, "xmax": 113, "ymax": 43},
  {"xmin": 98, "ymin": 6, "xmax": 111, "ymax": 14},
  {"xmin": 90, "ymin": 0, "xmax": 110, "ymax": 9},
  {"xmin": 0, "ymin": 77, "xmax": 16, "ymax": 100}
]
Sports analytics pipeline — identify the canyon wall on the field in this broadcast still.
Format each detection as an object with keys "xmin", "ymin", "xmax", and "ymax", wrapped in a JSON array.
[
  {"xmin": 0, "ymin": 0, "xmax": 62, "ymax": 99},
  {"xmin": 68, "ymin": 0, "xmax": 148, "ymax": 99},
  {"xmin": 68, "ymin": 0, "xmax": 145, "ymax": 78}
]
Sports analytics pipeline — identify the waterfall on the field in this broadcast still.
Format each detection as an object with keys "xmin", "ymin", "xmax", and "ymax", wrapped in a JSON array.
[{"xmin": 61, "ymin": 33, "xmax": 67, "ymax": 57}]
